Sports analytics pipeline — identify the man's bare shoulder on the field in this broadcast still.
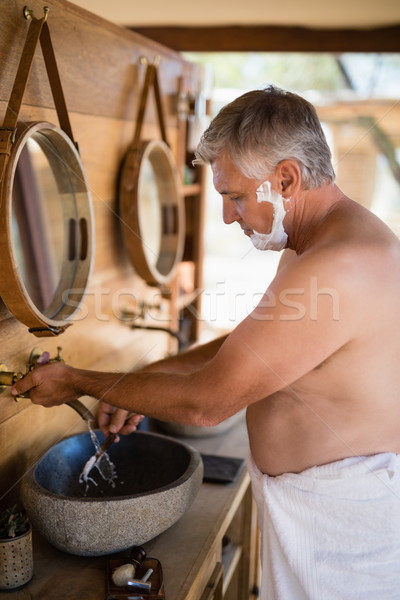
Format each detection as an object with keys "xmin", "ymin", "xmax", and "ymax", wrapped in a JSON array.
[
  {"xmin": 266, "ymin": 223, "xmax": 399, "ymax": 340},
  {"xmin": 279, "ymin": 205, "xmax": 400, "ymax": 291}
]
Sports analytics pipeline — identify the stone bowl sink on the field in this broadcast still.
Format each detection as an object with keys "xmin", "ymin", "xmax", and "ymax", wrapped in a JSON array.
[{"xmin": 21, "ymin": 430, "xmax": 203, "ymax": 556}]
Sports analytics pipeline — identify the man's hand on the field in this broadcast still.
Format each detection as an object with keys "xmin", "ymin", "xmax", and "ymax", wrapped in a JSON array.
[
  {"xmin": 97, "ymin": 401, "xmax": 144, "ymax": 440},
  {"xmin": 11, "ymin": 362, "xmax": 80, "ymax": 406}
]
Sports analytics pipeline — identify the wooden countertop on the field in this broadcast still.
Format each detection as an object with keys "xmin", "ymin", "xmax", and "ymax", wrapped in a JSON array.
[{"xmin": 5, "ymin": 417, "xmax": 251, "ymax": 600}]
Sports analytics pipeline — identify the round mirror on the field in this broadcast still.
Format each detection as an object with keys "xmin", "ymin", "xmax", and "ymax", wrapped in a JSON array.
[
  {"xmin": 0, "ymin": 122, "xmax": 94, "ymax": 335},
  {"xmin": 119, "ymin": 139, "xmax": 185, "ymax": 286}
]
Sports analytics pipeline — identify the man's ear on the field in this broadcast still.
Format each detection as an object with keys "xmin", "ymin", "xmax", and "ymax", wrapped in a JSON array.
[{"xmin": 276, "ymin": 160, "xmax": 302, "ymax": 197}]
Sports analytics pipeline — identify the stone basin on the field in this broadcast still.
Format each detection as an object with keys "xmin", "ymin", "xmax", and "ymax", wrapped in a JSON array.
[{"xmin": 21, "ymin": 430, "xmax": 203, "ymax": 556}]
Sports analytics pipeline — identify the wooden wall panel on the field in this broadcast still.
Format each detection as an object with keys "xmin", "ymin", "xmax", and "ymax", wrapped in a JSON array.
[
  {"xmin": 0, "ymin": 0, "xmax": 199, "ymax": 504},
  {"xmin": 0, "ymin": 1, "xmax": 195, "ymax": 121}
]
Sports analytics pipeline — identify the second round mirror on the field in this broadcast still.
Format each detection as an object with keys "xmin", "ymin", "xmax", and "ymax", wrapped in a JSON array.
[{"xmin": 119, "ymin": 139, "xmax": 185, "ymax": 286}]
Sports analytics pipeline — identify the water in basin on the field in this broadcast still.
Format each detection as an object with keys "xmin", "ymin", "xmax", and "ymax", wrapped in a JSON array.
[
  {"xmin": 78, "ymin": 423, "xmax": 118, "ymax": 494},
  {"xmin": 35, "ymin": 430, "xmax": 195, "ymax": 498}
]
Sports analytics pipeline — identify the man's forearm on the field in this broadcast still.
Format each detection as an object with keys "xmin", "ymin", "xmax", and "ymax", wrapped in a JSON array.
[
  {"xmin": 73, "ymin": 367, "xmax": 218, "ymax": 427},
  {"xmin": 140, "ymin": 334, "xmax": 229, "ymax": 374},
  {"xmin": 11, "ymin": 333, "xmax": 236, "ymax": 427}
]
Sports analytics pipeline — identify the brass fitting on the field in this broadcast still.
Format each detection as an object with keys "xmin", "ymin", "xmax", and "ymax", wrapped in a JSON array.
[
  {"xmin": 0, "ymin": 347, "xmax": 63, "ymax": 399},
  {"xmin": 0, "ymin": 365, "xmax": 24, "ymax": 390}
]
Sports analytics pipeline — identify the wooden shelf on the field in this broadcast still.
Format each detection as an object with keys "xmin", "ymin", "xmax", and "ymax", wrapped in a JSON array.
[{"xmin": 172, "ymin": 127, "xmax": 206, "ymax": 344}]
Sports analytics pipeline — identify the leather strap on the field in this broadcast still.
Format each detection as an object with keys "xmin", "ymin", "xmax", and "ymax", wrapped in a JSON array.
[
  {"xmin": 132, "ymin": 59, "xmax": 168, "ymax": 149},
  {"xmin": 40, "ymin": 21, "xmax": 75, "ymax": 146},
  {"xmin": 152, "ymin": 62, "xmax": 167, "ymax": 144},
  {"xmin": 2, "ymin": 17, "xmax": 43, "ymax": 132},
  {"xmin": 0, "ymin": 16, "xmax": 44, "ymax": 183},
  {"xmin": 0, "ymin": 9, "xmax": 76, "ymax": 184}
]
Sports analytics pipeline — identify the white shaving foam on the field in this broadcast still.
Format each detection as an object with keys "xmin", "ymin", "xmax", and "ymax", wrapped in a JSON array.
[{"xmin": 250, "ymin": 180, "xmax": 289, "ymax": 251}]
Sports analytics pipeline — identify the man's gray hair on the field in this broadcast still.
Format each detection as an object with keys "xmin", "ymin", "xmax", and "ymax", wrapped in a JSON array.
[{"xmin": 194, "ymin": 85, "xmax": 335, "ymax": 189}]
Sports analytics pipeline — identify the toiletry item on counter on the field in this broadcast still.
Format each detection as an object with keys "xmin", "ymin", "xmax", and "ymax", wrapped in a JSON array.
[
  {"xmin": 111, "ymin": 563, "xmax": 136, "ymax": 586},
  {"xmin": 106, "ymin": 545, "xmax": 165, "ymax": 599},
  {"xmin": 112, "ymin": 565, "xmax": 153, "ymax": 592}
]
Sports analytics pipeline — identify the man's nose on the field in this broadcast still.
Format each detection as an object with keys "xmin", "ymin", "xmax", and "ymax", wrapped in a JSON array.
[{"xmin": 222, "ymin": 198, "xmax": 238, "ymax": 224}]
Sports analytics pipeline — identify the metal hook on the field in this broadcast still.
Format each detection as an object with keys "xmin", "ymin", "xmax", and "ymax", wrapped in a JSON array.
[
  {"xmin": 23, "ymin": 5, "xmax": 50, "ymax": 21},
  {"xmin": 23, "ymin": 6, "xmax": 34, "ymax": 20},
  {"xmin": 139, "ymin": 56, "xmax": 160, "ymax": 67}
]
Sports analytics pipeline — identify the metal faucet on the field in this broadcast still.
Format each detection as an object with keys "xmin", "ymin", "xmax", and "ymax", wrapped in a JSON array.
[
  {"xmin": 65, "ymin": 399, "xmax": 96, "ymax": 423},
  {"xmin": 0, "ymin": 347, "xmax": 53, "ymax": 396},
  {"xmin": 129, "ymin": 322, "xmax": 186, "ymax": 350},
  {"xmin": 0, "ymin": 346, "xmax": 61, "ymax": 397},
  {"xmin": 120, "ymin": 305, "xmax": 188, "ymax": 351},
  {"xmin": 0, "ymin": 346, "xmax": 96, "ymax": 422}
]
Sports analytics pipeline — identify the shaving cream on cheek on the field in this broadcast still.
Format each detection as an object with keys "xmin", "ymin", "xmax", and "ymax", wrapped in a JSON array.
[{"xmin": 250, "ymin": 180, "xmax": 289, "ymax": 251}]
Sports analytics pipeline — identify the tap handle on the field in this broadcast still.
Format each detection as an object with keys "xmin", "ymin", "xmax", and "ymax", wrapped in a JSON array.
[
  {"xmin": 28, "ymin": 346, "xmax": 64, "ymax": 371},
  {"xmin": 0, "ymin": 347, "xmax": 64, "ymax": 401},
  {"xmin": 50, "ymin": 346, "xmax": 64, "ymax": 363}
]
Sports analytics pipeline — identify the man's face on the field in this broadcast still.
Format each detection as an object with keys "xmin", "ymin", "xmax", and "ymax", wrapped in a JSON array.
[{"xmin": 211, "ymin": 153, "xmax": 274, "ymax": 238}]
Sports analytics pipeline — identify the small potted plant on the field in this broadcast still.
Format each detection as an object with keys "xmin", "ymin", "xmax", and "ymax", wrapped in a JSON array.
[{"xmin": 0, "ymin": 505, "xmax": 33, "ymax": 590}]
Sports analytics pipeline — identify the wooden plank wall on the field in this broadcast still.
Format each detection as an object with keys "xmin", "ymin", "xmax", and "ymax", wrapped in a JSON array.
[{"xmin": 0, "ymin": 0, "xmax": 199, "ymax": 504}]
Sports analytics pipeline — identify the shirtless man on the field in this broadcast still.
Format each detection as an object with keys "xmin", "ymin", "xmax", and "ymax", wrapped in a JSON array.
[{"xmin": 13, "ymin": 86, "xmax": 400, "ymax": 599}]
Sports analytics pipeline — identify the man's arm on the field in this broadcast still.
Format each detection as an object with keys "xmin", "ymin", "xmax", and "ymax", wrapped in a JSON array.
[
  {"xmin": 140, "ymin": 334, "xmax": 228, "ymax": 374},
  {"xmin": 11, "ymin": 334, "xmax": 229, "ymax": 436},
  {"xmin": 99, "ymin": 334, "xmax": 228, "ymax": 435},
  {"xmin": 12, "ymin": 252, "xmax": 354, "ymax": 434}
]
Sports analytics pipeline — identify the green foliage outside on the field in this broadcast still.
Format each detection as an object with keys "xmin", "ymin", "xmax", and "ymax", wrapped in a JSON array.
[
  {"xmin": 183, "ymin": 52, "xmax": 400, "ymax": 99},
  {"xmin": 184, "ymin": 52, "xmax": 343, "ymax": 93}
]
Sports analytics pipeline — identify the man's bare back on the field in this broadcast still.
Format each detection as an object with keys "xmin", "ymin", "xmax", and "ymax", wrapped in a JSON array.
[{"xmin": 246, "ymin": 196, "xmax": 400, "ymax": 475}]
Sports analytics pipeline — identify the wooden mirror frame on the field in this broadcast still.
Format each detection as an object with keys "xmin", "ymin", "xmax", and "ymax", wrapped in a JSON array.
[
  {"xmin": 119, "ymin": 138, "xmax": 185, "ymax": 286},
  {"xmin": 0, "ymin": 121, "xmax": 94, "ymax": 336}
]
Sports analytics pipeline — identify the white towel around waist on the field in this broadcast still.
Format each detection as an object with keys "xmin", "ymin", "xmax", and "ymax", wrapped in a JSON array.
[{"xmin": 248, "ymin": 452, "xmax": 400, "ymax": 600}]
